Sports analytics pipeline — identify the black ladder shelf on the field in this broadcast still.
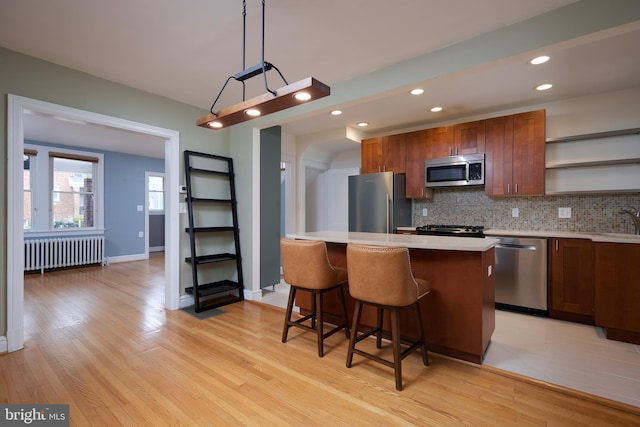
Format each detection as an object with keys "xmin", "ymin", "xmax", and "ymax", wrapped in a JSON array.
[{"xmin": 183, "ymin": 150, "xmax": 244, "ymax": 312}]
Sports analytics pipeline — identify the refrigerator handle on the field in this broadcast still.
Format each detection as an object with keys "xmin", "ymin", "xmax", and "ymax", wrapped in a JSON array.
[{"xmin": 386, "ymin": 193, "xmax": 390, "ymax": 234}]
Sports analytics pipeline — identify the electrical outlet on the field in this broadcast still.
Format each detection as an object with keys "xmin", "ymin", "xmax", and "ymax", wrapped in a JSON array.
[
  {"xmin": 512, "ymin": 208, "xmax": 519, "ymax": 218},
  {"xmin": 138, "ymin": 231, "xmax": 144, "ymax": 238},
  {"xmin": 558, "ymin": 207, "xmax": 572, "ymax": 218},
  {"xmin": 137, "ymin": 205, "xmax": 143, "ymax": 212},
  {"xmin": 422, "ymin": 208, "xmax": 428, "ymax": 217}
]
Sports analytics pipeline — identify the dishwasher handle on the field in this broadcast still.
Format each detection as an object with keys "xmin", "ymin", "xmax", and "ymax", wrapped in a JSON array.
[{"xmin": 496, "ymin": 243, "xmax": 538, "ymax": 250}]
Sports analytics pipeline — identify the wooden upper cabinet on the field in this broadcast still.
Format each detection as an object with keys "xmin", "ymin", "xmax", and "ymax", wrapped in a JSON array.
[
  {"xmin": 360, "ymin": 137, "xmax": 383, "ymax": 174},
  {"xmin": 426, "ymin": 126, "xmax": 453, "ymax": 159},
  {"xmin": 360, "ymin": 134, "xmax": 406, "ymax": 174},
  {"xmin": 512, "ymin": 110, "xmax": 545, "ymax": 195},
  {"xmin": 484, "ymin": 115, "xmax": 514, "ymax": 196},
  {"xmin": 404, "ymin": 130, "xmax": 432, "ymax": 198},
  {"xmin": 485, "ymin": 109, "xmax": 545, "ymax": 196},
  {"xmin": 381, "ymin": 133, "xmax": 406, "ymax": 173},
  {"xmin": 453, "ymin": 120, "xmax": 485, "ymax": 156}
]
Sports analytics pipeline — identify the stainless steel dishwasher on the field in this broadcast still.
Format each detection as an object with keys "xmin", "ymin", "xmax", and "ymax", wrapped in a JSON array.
[{"xmin": 487, "ymin": 236, "xmax": 548, "ymax": 315}]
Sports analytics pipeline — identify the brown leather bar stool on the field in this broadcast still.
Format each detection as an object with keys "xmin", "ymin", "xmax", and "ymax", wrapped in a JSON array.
[
  {"xmin": 345, "ymin": 243, "xmax": 430, "ymax": 391},
  {"xmin": 280, "ymin": 238, "xmax": 350, "ymax": 357}
]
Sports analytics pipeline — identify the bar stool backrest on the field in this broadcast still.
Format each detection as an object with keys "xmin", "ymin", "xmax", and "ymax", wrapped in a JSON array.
[
  {"xmin": 281, "ymin": 238, "xmax": 339, "ymax": 290},
  {"xmin": 347, "ymin": 244, "xmax": 421, "ymax": 307}
]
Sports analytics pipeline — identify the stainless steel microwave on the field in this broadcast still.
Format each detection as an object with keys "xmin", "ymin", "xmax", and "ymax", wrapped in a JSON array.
[{"xmin": 425, "ymin": 153, "xmax": 485, "ymax": 188}]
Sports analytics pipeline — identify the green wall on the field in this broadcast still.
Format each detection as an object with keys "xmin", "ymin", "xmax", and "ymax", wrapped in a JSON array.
[{"xmin": 0, "ymin": 47, "xmax": 232, "ymax": 336}]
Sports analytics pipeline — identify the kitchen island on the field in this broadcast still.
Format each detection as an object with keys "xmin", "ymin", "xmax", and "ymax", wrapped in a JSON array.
[{"xmin": 286, "ymin": 231, "xmax": 499, "ymax": 364}]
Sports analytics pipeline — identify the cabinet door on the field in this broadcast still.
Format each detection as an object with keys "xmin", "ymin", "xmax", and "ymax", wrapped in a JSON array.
[
  {"xmin": 426, "ymin": 126, "xmax": 453, "ymax": 158},
  {"xmin": 454, "ymin": 120, "xmax": 485, "ymax": 156},
  {"xmin": 595, "ymin": 243, "xmax": 640, "ymax": 336},
  {"xmin": 404, "ymin": 130, "xmax": 432, "ymax": 198},
  {"xmin": 512, "ymin": 110, "xmax": 545, "ymax": 195},
  {"xmin": 549, "ymin": 238, "xmax": 594, "ymax": 322},
  {"xmin": 360, "ymin": 137, "xmax": 382, "ymax": 174},
  {"xmin": 484, "ymin": 115, "xmax": 513, "ymax": 196},
  {"xmin": 382, "ymin": 133, "xmax": 406, "ymax": 173}
]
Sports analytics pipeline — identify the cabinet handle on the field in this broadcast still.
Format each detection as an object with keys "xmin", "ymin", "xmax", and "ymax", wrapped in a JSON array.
[
  {"xmin": 515, "ymin": 183, "xmax": 518, "ymax": 193},
  {"xmin": 456, "ymin": 147, "xmax": 459, "ymax": 155},
  {"xmin": 555, "ymin": 239, "xmax": 559, "ymax": 251},
  {"xmin": 507, "ymin": 184, "xmax": 510, "ymax": 194}
]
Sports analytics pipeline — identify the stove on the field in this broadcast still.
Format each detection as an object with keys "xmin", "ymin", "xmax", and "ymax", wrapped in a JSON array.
[{"xmin": 416, "ymin": 224, "xmax": 485, "ymax": 238}]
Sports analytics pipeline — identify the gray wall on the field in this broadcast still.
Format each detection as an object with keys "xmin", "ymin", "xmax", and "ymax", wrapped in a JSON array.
[{"xmin": 260, "ymin": 126, "xmax": 282, "ymax": 288}]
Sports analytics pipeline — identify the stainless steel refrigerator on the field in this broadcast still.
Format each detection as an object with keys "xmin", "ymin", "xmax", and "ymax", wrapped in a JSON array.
[{"xmin": 348, "ymin": 172, "xmax": 412, "ymax": 233}]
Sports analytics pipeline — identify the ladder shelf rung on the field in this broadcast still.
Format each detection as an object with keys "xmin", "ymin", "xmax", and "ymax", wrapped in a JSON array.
[
  {"xmin": 185, "ymin": 253, "xmax": 237, "ymax": 264},
  {"xmin": 188, "ymin": 167, "xmax": 231, "ymax": 177},
  {"xmin": 186, "ymin": 226, "xmax": 237, "ymax": 233},
  {"xmin": 188, "ymin": 197, "xmax": 234, "ymax": 204},
  {"xmin": 185, "ymin": 280, "xmax": 241, "ymax": 297}
]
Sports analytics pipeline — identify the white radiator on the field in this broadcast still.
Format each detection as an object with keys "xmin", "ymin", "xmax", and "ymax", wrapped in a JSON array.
[{"xmin": 24, "ymin": 236, "xmax": 105, "ymax": 273}]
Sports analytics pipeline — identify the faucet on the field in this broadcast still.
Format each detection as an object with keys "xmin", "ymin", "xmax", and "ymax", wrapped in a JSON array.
[{"xmin": 619, "ymin": 206, "xmax": 640, "ymax": 235}]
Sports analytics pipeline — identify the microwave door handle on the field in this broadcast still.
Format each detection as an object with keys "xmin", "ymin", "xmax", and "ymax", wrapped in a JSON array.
[{"xmin": 465, "ymin": 162, "xmax": 470, "ymax": 182}]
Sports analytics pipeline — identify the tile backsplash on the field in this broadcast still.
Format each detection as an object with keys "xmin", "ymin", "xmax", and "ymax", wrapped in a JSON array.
[{"xmin": 412, "ymin": 188, "xmax": 640, "ymax": 234}]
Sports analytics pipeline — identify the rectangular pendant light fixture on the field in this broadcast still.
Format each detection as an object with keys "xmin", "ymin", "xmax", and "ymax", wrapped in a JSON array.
[{"xmin": 196, "ymin": 77, "xmax": 330, "ymax": 130}]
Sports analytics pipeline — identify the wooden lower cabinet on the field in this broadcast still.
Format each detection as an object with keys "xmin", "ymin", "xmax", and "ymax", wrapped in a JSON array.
[
  {"xmin": 548, "ymin": 238, "xmax": 595, "ymax": 324},
  {"xmin": 295, "ymin": 243, "xmax": 496, "ymax": 364},
  {"xmin": 595, "ymin": 242, "xmax": 640, "ymax": 345}
]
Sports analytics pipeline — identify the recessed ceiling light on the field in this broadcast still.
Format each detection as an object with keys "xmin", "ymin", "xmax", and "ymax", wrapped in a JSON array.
[
  {"xmin": 245, "ymin": 108, "xmax": 261, "ymax": 116},
  {"xmin": 208, "ymin": 121, "xmax": 223, "ymax": 128},
  {"xmin": 331, "ymin": 110, "xmax": 343, "ymax": 116},
  {"xmin": 530, "ymin": 55, "xmax": 550, "ymax": 65},
  {"xmin": 430, "ymin": 106, "xmax": 443, "ymax": 112},
  {"xmin": 536, "ymin": 83, "xmax": 553, "ymax": 91},
  {"xmin": 357, "ymin": 122, "xmax": 369, "ymax": 127},
  {"xmin": 410, "ymin": 88, "xmax": 424, "ymax": 95}
]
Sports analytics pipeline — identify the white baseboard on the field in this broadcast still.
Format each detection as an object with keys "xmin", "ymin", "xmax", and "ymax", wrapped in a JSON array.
[
  {"xmin": 105, "ymin": 253, "xmax": 147, "ymax": 264},
  {"xmin": 0, "ymin": 336, "xmax": 7, "ymax": 353},
  {"xmin": 244, "ymin": 288, "xmax": 262, "ymax": 301},
  {"xmin": 149, "ymin": 246, "xmax": 165, "ymax": 252},
  {"xmin": 179, "ymin": 294, "xmax": 194, "ymax": 308}
]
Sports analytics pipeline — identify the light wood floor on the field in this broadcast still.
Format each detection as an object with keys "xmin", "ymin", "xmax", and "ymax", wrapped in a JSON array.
[{"xmin": 2, "ymin": 255, "xmax": 639, "ymax": 426}]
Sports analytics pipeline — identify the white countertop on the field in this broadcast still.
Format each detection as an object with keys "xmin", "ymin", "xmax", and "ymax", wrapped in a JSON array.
[
  {"xmin": 286, "ymin": 231, "xmax": 499, "ymax": 252},
  {"xmin": 485, "ymin": 229, "xmax": 640, "ymax": 244}
]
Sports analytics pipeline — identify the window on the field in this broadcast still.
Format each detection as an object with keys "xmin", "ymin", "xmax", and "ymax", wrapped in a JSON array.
[
  {"xmin": 24, "ymin": 144, "xmax": 103, "ymax": 233},
  {"xmin": 51, "ymin": 155, "xmax": 96, "ymax": 228},
  {"xmin": 23, "ymin": 150, "xmax": 35, "ymax": 230},
  {"xmin": 148, "ymin": 175, "xmax": 164, "ymax": 212}
]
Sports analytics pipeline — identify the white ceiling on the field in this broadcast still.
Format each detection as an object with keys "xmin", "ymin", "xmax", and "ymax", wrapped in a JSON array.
[{"xmin": 2, "ymin": 0, "xmax": 640, "ymax": 158}]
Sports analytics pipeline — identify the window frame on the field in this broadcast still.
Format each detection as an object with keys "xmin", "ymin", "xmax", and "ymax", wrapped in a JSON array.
[{"xmin": 24, "ymin": 143, "xmax": 104, "ymax": 237}]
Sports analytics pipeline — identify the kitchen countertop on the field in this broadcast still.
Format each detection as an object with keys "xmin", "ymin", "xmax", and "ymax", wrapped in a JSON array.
[
  {"xmin": 484, "ymin": 229, "xmax": 640, "ymax": 244},
  {"xmin": 286, "ymin": 231, "xmax": 499, "ymax": 252},
  {"xmin": 397, "ymin": 227, "xmax": 640, "ymax": 244}
]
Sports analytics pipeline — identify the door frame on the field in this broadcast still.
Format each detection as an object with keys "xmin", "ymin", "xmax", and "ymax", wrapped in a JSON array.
[{"xmin": 6, "ymin": 94, "xmax": 181, "ymax": 352}]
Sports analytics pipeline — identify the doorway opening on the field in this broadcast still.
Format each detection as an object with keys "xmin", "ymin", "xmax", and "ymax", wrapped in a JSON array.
[{"xmin": 6, "ymin": 95, "xmax": 180, "ymax": 353}]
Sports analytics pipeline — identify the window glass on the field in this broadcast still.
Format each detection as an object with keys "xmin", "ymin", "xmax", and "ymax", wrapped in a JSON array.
[
  {"xmin": 52, "ymin": 157, "xmax": 95, "ymax": 228},
  {"xmin": 23, "ymin": 154, "xmax": 32, "ymax": 229},
  {"xmin": 148, "ymin": 175, "xmax": 164, "ymax": 211}
]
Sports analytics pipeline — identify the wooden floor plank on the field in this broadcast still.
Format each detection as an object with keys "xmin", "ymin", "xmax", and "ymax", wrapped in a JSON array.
[{"xmin": 0, "ymin": 255, "xmax": 638, "ymax": 426}]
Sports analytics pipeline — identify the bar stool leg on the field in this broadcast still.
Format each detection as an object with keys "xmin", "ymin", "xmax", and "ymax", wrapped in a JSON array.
[
  {"xmin": 282, "ymin": 287, "xmax": 297, "ymax": 343},
  {"xmin": 338, "ymin": 285, "xmax": 350, "ymax": 339},
  {"xmin": 390, "ymin": 308, "xmax": 403, "ymax": 391},
  {"xmin": 317, "ymin": 291, "xmax": 324, "ymax": 357},
  {"xmin": 414, "ymin": 301, "xmax": 429, "ymax": 366},
  {"xmin": 346, "ymin": 300, "xmax": 363, "ymax": 368},
  {"xmin": 376, "ymin": 307, "xmax": 384, "ymax": 349}
]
